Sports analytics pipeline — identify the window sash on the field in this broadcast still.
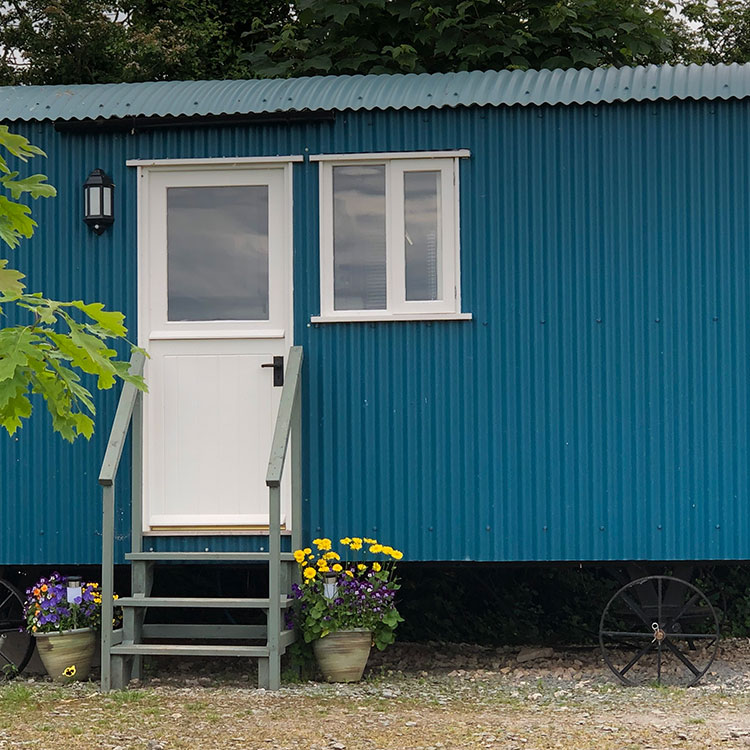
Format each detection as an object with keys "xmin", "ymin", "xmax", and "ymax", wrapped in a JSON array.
[{"xmin": 318, "ymin": 156, "xmax": 461, "ymax": 319}]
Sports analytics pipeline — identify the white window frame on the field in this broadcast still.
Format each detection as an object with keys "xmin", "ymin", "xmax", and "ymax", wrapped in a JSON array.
[{"xmin": 311, "ymin": 150, "xmax": 472, "ymax": 323}]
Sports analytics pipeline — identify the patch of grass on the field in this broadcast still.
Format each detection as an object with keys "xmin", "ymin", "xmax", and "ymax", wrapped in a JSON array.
[
  {"xmin": 109, "ymin": 689, "xmax": 148, "ymax": 704},
  {"xmin": 0, "ymin": 683, "xmax": 34, "ymax": 709},
  {"xmin": 688, "ymin": 717, "xmax": 706, "ymax": 724}
]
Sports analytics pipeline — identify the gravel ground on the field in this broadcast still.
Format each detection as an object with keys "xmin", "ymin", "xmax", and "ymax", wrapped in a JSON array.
[{"xmin": 2, "ymin": 639, "xmax": 750, "ymax": 749}]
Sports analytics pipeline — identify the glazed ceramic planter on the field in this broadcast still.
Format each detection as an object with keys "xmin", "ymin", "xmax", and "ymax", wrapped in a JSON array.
[
  {"xmin": 313, "ymin": 629, "xmax": 372, "ymax": 683},
  {"xmin": 34, "ymin": 627, "xmax": 96, "ymax": 682}
]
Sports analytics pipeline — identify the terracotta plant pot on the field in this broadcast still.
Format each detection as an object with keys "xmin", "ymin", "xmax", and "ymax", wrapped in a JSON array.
[
  {"xmin": 313, "ymin": 629, "xmax": 372, "ymax": 683},
  {"xmin": 34, "ymin": 627, "xmax": 96, "ymax": 682}
]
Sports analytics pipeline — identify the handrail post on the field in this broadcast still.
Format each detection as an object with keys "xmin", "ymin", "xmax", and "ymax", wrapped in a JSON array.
[
  {"xmin": 291, "ymin": 382, "xmax": 302, "ymax": 552},
  {"xmin": 268, "ymin": 483, "xmax": 281, "ymax": 690},
  {"xmin": 98, "ymin": 351, "xmax": 146, "ymax": 693},
  {"xmin": 101, "ymin": 483, "xmax": 115, "ymax": 692}
]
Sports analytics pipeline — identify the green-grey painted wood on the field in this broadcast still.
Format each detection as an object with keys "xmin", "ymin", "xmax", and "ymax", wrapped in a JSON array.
[
  {"xmin": 100, "ymin": 483, "xmax": 115, "ymax": 692},
  {"xmin": 131, "ymin": 390, "xmax": 143, "ymax": 553},
  {"xmin": 116, "ymin": 596, "xmax": 291, "ymax": 608},
  {"xmin": 291, "ymin": 381, "xmax": 303, "ymax": 552},
  {"xmin": 98, "ymin": 351, "xmax": 145, "ymax": 486},
  {"xmin": 110, "ymin": 644, "xmax": 270, "ymax": 657},
  {"xmin": 125, "ymin": 552, "xmax": 296, "ymax": 561},
  {"xmin": 142, "ymin": 624, "xmax": 267, "ymax": 639},
  {"xmin": 268, "ymin": 483, "xmax": 282, "ymax": 691},
  {"xmin": 265, "ymin": 347, "xmax": 303, "ymax": 487}
]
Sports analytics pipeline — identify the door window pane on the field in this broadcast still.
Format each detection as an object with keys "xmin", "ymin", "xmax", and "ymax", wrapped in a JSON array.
[
  {"xmin": 404, "ymin": 171, "xmax": 441, "ymax": 301},
  {"xmin": 333, "ymin": 165, "xmax": 387, "ymax": 310},
  {"xmin": 167, "ymin": 185, "xmax": 269, "ymax": 321}
]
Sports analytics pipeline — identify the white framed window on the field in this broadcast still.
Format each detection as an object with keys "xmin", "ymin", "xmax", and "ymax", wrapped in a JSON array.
[{"xmin": 311, "ymin": 150, "xmax": 472, "ymax": 322}]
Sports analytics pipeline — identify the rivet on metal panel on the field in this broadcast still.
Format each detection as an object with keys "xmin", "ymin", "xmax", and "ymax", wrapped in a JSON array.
[
  {"xmin": 428, "ymin": 527, "xmax": 433, "ymax": 532},
  {"xmin": 716, "ymin": 525, "xmax": 721, "ymax": 529},
  {"xmin": 599, "ymin": 526, "xmax": 605, "ymax": 531},
  {"xmin": 486, "ymin": 526, "xmax": 491, "ymax": 531},
  {"xmin": 596, "ymin": 318, "xmax": 602, "ymax": 324},
  {"xmin": 655, "ymin": 318, "xmax": 660, "ymax": 323},
  {"xmin": 543, "ymin": 526, "xmax": 548, "ymax": 532},
  {"xmin": 713, "ymin": 316, "xmax": 719, "ymax": 321},
  {"xmin": 657, "ymin": 525, "xmax": 662, "ymax": 530},
  {"xmin": 540, "ymin": 320, "xmax": 546, "ymax": 324}
]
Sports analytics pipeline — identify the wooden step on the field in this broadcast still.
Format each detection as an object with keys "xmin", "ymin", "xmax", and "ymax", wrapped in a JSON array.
[
  {"xmin": 116, "ymin": 596, "xmax": 292, "ymax": 609},
  {"xmin": 126, "ymin": 552, "xmax": 295, "ymax": 562},
  {"xmin": 110, "ymin": 643, "xmax": 270, "ymax": 657}
]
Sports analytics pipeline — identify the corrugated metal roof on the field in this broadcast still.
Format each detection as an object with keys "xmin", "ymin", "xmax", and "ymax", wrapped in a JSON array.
[{"xmin": 3, "ymin": 62, "xmax": 750, "ymax": 122}]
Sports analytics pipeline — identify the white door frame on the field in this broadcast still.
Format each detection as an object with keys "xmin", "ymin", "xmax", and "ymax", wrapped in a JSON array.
[{"xmin": 130, "ymin": 156, "xmax": 300, "ymax": 534}]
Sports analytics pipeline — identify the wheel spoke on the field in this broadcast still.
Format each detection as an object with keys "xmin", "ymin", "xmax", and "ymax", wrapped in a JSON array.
[
  {"xmin": 0, "ymin": 593, "xmax": 13, "ymax": 613},
  {"xmin": 601, "ymin": 631, "xmax": 655, "ymax": 639},
  {"xmin": 662, "ymin": 633, "xmax": 717, "ymax": 640},
  {"xmin": 620, "ymin": 640, "xmax": 655, "ymax": 677},
  {"xmin": 664, "ymin": 638, "xmax": 702, "ymax": 677},
  {"xmin": 619, "ymin": 592, "xmax": 652, "ymax": 627},
  {"xmin": 668, "ymin": 592, "xmax": 701, "ymax": 627},
  {"xmin": 657, "ymin": 577, "xmax": 662, "ymax": 628}
]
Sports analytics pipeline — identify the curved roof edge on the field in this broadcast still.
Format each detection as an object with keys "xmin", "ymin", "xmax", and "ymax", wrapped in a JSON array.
[{"xmin": 2, "ymin": 62, "xmax": 750, "ymax": 122}]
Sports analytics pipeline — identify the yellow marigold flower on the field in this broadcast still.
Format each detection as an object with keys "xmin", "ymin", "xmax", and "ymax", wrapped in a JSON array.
[
  {"xmin": 350, "ymin": 541, "xmax": 363, "ymax": 551},
  {"xmin": 369, "ymin": 544, "xmax": 383, "ymax": 553},
  {"xmin": 332, "ymin": 563, "xmax": 343, "ymax": 572},
  {"xmin": 345, "ymin": 570, "xmax": 354, "ymax": 577},
  {"xmin": 317, "ymin": 558, "xmax": 329, "ymax": 568},
  {"xmin": 319, "ymin": 564, "xmax": 330, "ymax": 573},
  {"xmin": 113, "ymin": 594, "xmax": 119, "ymax": 600},
  {"xmin": 357, "ymin": 563, "xmax": 367, "ymax": 571},
  {"xmin": 303, "ymin": 548, "xmax": 312, "ymax": 555},
  {"xmin": 391, "ymin": 550, "xmax": 403, "ymax": 560},
  {"xmin": 62, "ymin": 665, "xmax": 76, "ymax": 678},
  {"xmin": 324, "ymin": 551, "xmax": 340, "ymax": 560},
  {"xmin": 294, "ymin": 549, "xmax": 306, "ymax": 563},
  {"xmin": 363, "ymin": 538, "xmax": 377, "ymax": 544},
  {"xmin": 314, "ymin": 538, "xmax": 332, "ymax": 551},
  {"xmin": 340, "ymin": 537, "xmax": 352, "ymax": 545},
  {"xmin": 373, "ymin": 562, "xmax": 382, "ymax": 572},
  {"xmin": 303, "ymin": 567, "xmax": 316, "ymax": 580},
  {"xmin": 381, "ymin": 545, "xmax": 393, "ymax": 555},
  {"xmin": 352, "ymin": 537, "xmax": 362, "ymax": 544}
]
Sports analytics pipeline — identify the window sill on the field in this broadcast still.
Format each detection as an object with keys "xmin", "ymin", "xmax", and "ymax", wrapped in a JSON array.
[{"xmin": 310, "ymin": 312, "xmax": 473, "ymax": 324}]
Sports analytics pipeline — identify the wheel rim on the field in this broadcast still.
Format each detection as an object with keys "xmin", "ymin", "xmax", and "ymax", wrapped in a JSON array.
[
  {"xmin": 599, "ymin": 575, "xmax": 720, "ymax": 687},
  {"xmin": 0, "ymin": 579, "xmax": 34, "ymax": 679}
]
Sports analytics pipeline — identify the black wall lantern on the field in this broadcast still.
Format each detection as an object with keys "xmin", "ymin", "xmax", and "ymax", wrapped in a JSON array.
[{"xmin": 83, "ymin": 169, "xmax": 114, "ymax": 235}]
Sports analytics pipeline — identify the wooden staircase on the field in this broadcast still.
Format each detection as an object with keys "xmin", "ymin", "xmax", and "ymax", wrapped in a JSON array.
[{"xmin": 98, "ymin": 347, "xmax": 303, "ymax": 691}]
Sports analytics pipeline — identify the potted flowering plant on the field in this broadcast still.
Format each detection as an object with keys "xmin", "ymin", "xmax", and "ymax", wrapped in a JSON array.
[
  {"xmin": 291, "ymin": 536, "xmax": 403, "ymax": 682},
  {"xmin": 23, "ymin": 572, "xmax": 115, "ymax": 682}
]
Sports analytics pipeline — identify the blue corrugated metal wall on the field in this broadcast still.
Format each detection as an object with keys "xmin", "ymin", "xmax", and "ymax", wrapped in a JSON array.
[{"xmin": 2, "ymin": 98, "xmax": 750, "ymax": 564}]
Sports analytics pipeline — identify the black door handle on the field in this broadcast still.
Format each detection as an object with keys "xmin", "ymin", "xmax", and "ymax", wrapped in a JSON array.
[{"xmin": 261, "ymin": 355, "xmax": 284, "ymax": 387}]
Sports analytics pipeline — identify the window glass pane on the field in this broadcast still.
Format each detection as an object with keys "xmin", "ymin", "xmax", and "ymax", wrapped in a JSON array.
[
  {"xmin": 167, "ymin": 186, "xmax": 269, "ymax": 321},
  {"xmin": 333, "ymin": 165, "xmax": 386, "ymax": 310},
  {"xmin": 404, "ymin": 171, "xmax": 441, "ymax": 301}
]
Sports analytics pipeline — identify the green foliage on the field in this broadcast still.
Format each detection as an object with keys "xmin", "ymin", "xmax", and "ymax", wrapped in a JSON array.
[
  {"xmin": 680, "ymin": 0, "xmax": 750, "ymax": 65},
  {"xmin": 0, "ymin": 127, "xmax": 144, "ymax": 441},
  {"xmin": 0, "ymin": 0, "xmax": 288, "ymax": 85},
  {"xmin": 243, "ymin": 0, "xmax": 686, "ymax": 77}
]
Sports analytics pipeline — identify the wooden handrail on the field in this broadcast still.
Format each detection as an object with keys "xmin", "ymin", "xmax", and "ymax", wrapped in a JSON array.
[
  {"xmin": 98, "ymin": 350, "xmax": 145, "ymax": 692},
  {"xmin": 98, "ymin": 351, "xmax": 146, "ymax": 487},
  {"xmin": 264, "ymin": 345, "xmax": 303, "ymax": 690},
  {"xmin": 265, "ymin": 346, "xmax": 303, "ymax": 488}
]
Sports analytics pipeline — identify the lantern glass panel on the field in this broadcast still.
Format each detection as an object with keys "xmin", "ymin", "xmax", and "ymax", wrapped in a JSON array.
[
  {"xmin": 102, "ymin": 186, "xmax": 113, "ymax": 217},
  {"xmin": 88, "ymin": 186, "xmax": 101, "ymax": 217}
]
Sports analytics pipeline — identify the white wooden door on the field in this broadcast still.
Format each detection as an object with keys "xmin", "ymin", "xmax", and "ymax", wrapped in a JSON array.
[{"xmin": 136, "ymin": 162, "xmax": 294, "ymax": 532}]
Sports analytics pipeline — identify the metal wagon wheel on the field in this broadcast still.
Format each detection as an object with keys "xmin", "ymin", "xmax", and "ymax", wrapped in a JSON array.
[
  {"xmin": 0, "ymin": 579, "xmax": 34, "ymax": 679},
  {"xmin": 599, "ymin": 575, "xmax": 720, "ymax": 687}
]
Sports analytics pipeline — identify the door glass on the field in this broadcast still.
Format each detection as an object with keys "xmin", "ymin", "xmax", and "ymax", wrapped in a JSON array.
[
  {"xmin": 167, "ymin": 185, "xmax": 269, "ymax": 321},
  {"xmin": 404, "ymin": 171, "xmax": 441, "ymax": 301},
  {"xmin": 333, "ymin": 165, "xmax": 387, "ymax": 310}
]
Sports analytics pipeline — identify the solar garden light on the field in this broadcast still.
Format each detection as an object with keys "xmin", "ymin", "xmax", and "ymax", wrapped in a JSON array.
[
  {"xmin": 83, "ymin": 169, "xmax": 114, "ymax": 235},
  {"xmin": 323, "ymin": 571, "xmax": 338, "ymax": 600},
  {"xmin": 65, "ymin": 576, "xmax": 83, "ymax": 604}
]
